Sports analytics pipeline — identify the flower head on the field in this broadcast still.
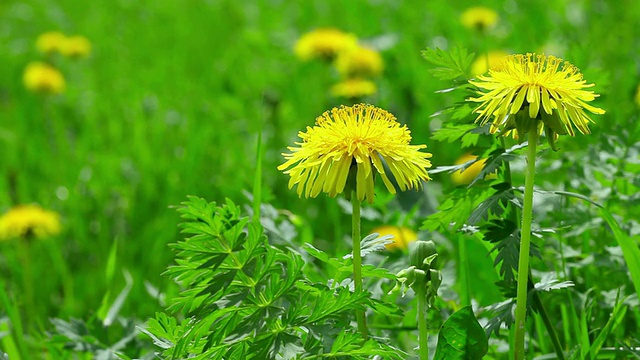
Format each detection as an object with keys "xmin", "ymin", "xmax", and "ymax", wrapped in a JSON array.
[
  {"xmin": 470, "ymin": 50, "xmax": 509, "ymax": 77},
  {"xmin": 371, "ymin": 225, "xmax": 418, "ymax": 251},
  {"xmin": 334, "ymin": 45, "xmax": 384, "ymax": 78},
  {"xmin": 278, "ymin": 104, "xmax": 432, "ymax": 204},
  {"xmin": 23, "ymin": 62, "xmax": 66, "ymax": 95},
  {"xmin": 451, "ymin": 153, "xmax": 497, "ymax": 185},
  {"xmin": 460, "ymin": 7, "xmax": 499, "ymax": 32},
  {"xmin": 0, "ymin": 205, "xmax": 61, "ymax": 240},
  {"xmin": 468, "ymin": 53, "xmax": 605, "ymax": 140},
  {"xmin": 61, "ymin": 35, "xmax": 91, "ymax": 58},
  {"xmin": 331, "ymin": 78, "xmax": 377, "ymax": 99},
  {"xmin": 294, "ymin": 28, "xmax": 357, "ymax": 61},
  {"xmin": 36, "ymin": 31, "xmax": 67, "ymax": 54},
  {"xmin": 634, "ymin": 83, "xmax": 640, "ymax": 107}
]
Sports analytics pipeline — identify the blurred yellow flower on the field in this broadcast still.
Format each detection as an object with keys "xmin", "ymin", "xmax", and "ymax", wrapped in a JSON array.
[
  {"xmin": 0, "ymin": 205, "xmax": 61, "ymax": 240},
  {"xmin": 634, "ymin": 84, "xmax": 640, "ymax": 107},
  {"xmin": 460, "ymin": 7, "xmax": 499, "ymax": 32},
  {"xmin": 468, "ymin": 53, "xmax": 605, "ymax": 139},
  {"xmin": 294, "ymin": 28, "xmax": 357, "ymax": 61},
  {"xmin": 335, "ymin": 45, "xmax": 383, "ymax": 78},
  {"xmin": 451, "ymin": 153, "xmax": 496, "ymax": 185},
  {"xmin": 61, "ymin": 35, "xmax": 91, "ymax": 58},
  {"xmin": 36, "ymin": 31, "xmax": 67, "ymax": 54},
  {"xmin": 371, "ymin": 225, "xmax": 417, "ymax": 251},
  {"xmin": 470, "ymin": 51, "xmax": 509, "ymax": 77},
  {"xmin": 23, "ymin": 62, "xmax": 66, "ymax": 95},
  {"xmin": 278, "ymin": 104, "xmax": 432, "ymax": 204},
  {"xmin": 331, "ymin": 78, "xmax": 377, "ymax": 98}
]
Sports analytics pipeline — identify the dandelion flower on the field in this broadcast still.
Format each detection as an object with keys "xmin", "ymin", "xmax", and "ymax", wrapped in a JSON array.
[
  {"xmin": 36, "ymin": 31, "xmax": 67, "ymax": 54},
  {"xmin": 470, "ymin": 50, "xmax": 509, "ymax": 77},
  {"xmin": 451, "ymin": 153, "xmax": 497, "ymax": 185},
  {"xmin": 468, "ymin": 53, "xmax": 605, "ymax": 140},
  {"xmin": 294, "ymin": 28, "xmax": 357, "ymax": 61},
  {"xmin": 371, "ymin": 225, "xmax": 417, "ymax": 251},
  {"xmin": 331, "ymin": 78, "xmax": 377, "ymax": 98},
  {"xmin": 460, "ymin": 7, "xmax": 499, "ymax": 32},
  {"xmin": 61, "ymin": 35, "xmax": 91, "ymax": 58},
  {"xmin": 0, "ymin": 205, "xmax": 61, "ymax": 240},
  {"xmin": 335, "ymin": 45, "xmax": 384, "ymax": 78},
  {"xmin": 23, "ymin": 62, "xmax": 66, "ymax": 95},
  {"xmin": 634, "ymin": 83, "xmax": 640, "ymax": 107},
  {"xmin": 279, "ymin": 104, "xmax": 432, "ymax": 204}
]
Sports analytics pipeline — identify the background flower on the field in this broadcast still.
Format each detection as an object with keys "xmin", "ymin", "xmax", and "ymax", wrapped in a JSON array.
[
  {"xmin": 0, "ymin": 205, "xmax": 61, "ymax": 240},
  {"xmin": 371, "ymin": 225, "xmax": 418, "ymax": 251},
  {"xmin": 36, "ymin": 31, "xmax": 67, "ymax": 54},
  {"xmin": 294, "ymin": 28, "xmax": 357, "ymax": 61},
  {"xmin": 331, "ymin": 78, "xmax": 377, "ymax": 98},
  {"xmin": 470, "ymin": 51, "xmax": 509, "ymax": 77},
  {"xmin": 23, "ymin": 61, "xmax": 66, "ymax": 95},
  {"xmin": 334, "ymin": 45, "xmax": 384, "ymax": 78},
  {"xmin": 62, "ymin": 35, "xmax": 92, "ymax": 58},
  {"xmin": 460, "ymin": 7, "xmax": 499, "ymax": 32}
]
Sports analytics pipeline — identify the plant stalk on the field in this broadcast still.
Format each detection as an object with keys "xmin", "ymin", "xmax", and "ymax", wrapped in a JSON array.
[
  {"xmin": 351, "ymin": 192, "xmax": 368, "ymax": 338},
  {"xmin": 514, "ymin": 130, "xmax": 538, "ymax": 360},
  {"xmin": 416, "ymin": 278, "xmax": 429, "ymax": 360}
]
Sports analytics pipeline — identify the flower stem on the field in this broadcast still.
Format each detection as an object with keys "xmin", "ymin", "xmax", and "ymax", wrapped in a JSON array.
[
  {"xmin": 514, "ymin": 130, "xmax": 538, "ymax": 359},
  {"xmin": 351, "ymin": 192, "xmax": 368, "ymax": 338},
  {"xmin": 416, "ymin": 278, "xmax": 429, "ymax": 360}
]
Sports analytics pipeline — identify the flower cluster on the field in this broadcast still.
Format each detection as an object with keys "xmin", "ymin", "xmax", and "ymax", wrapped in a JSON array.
[
  {"xmin": 294, "ymin": 28, "xmax": 384, "ymax": 99},
  {"xmin": 0, "ymin": 205, "xmax": 61, "ymax": 241},
  {"xmin": 24, "ymin": 31, "xmax": 92, "ymax": 95}
]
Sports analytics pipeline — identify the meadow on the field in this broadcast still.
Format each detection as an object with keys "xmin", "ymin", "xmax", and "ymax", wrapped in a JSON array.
[{"xmin": 1, "ymin": 0, "xmax": 639, "ymax": 359}]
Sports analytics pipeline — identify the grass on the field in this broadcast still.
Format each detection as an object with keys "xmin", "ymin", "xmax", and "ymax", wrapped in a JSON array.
[{"xmin": 1, "ymin": 0, "xmax": 639, "ymax": 358}]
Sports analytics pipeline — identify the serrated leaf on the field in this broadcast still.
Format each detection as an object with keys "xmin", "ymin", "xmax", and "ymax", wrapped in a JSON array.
[
  {"xmin": 422, "ymin": 47, "xmax": 475, "ymax": 80},
  {"xmin": 343, "ymin": 233, "xmax": 393, "ymax": 259},
  {"xmin": 434, "ymin": 306, "xmax": 488, "ymax": 360}
]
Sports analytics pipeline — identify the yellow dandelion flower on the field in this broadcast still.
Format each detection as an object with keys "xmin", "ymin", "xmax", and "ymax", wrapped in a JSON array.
[
  {"xmin": 470, "ymin": 51, "xmax": 510, "ymax": 77},
  {"xmin": 634, "ymin": 83, "xmax": 640, "ymax": 107},
  {"xmin": 371, "ymin": 225, "xmax": 418, "ymax": 251},
  {"xmin": 335, "ymin": 45, "xmax": 384, "ymax": 78},
  {"xmin": 278, "ymin": 104, "xmax": 432, "ymax": 204},
  {"xmin": 460, "ymin": 7, "xmax": 499, "ymax": 32},
  {"xmin": 468, "ymin": 53, "xmax": 605, "ymax": 140},
  {"xmin": 451, "ymin": 153, "xmax": 497, "ymax": 185},
  {"xmin": 331, "ymin": 78, "xmax": 377, "ymax": 98},
  {"xmin": 0, "ymin": 205, "xmax": 61, "ymax": 240},
  {"xmin": 23, "ymin": 62, "xmax": 66, "ymax": 95},
  {"xmin": 294, "ymin": 28, "xmax": 358, "ymax": 61},
  {"xmin": 61, "ymin": 35, "xmax": 91, "ymax": 58},
  {"xmin": 36, "ymin": 31, "xmax": 67, "ymax": 54}
]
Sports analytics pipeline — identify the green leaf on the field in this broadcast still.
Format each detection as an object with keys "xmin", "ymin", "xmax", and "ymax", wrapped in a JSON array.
[
  {"xmin": 431, "ymin": 123, "xmax": 480, "ymax": 148},
  {"xmin": 422, "ymin": 47, "xmax": 475, "ymax": 80},
  {"xmin": 600, "ymin": 208, "xmax": 640, "ymax": 297},
  {"xmin": 434, "ymin": 306, "xmax": 488, "ymax": 360}
]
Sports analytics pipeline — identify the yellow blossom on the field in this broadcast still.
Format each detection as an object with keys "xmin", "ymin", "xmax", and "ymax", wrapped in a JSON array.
[
  {"xmin": 371, "ymin": 225, "xmax": 418, "ymax": 251},
  {"xmin": 331, "ymin": 78, "xmax": 377, "ymax": 98},
  {"xmin": 278, "ymin": 104, "xmax": 432, "ymax": 204},
  {"xmin": 634, "ymin": 84, "xmax": 640, "ymax": 107},
  {"xmin": 0, "ymin": 205, "xmax": 61, "ymax": 240},
  {"xmin": 36, "ymin": 31, "xmax": 67, "ymax": 54},
  {"xmin": 451, "ymin": 153, "xmax": 497, "ymax": 185},
  {"xmin": 294, "ymin": 28, "xmax": 357, "ymax": 61},
  {"xmin": 23, "ymin": 62, "xmax": 66, "ymax": 95},
  {"xmin": 461, "ymin": 7, "xmax": 499, "ymax": 32},
  {"xmin": 470, "ymin": 51, "xmax": 510, "ymax": 77},
  {"xmin": 335, "ymin": 45, "xmax": 383, "ymax": 78},
  {"xmin": 61, "ymin": 35, "xmax": 91, "ymax": 58},
  {"xmin": 468, "ymin": 53, "xmax": 605, "ymax": 141}
]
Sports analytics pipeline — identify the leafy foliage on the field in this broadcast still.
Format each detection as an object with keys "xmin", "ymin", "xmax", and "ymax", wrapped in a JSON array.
[
  {"xmin": 143, "ymin": 197, "xmax": 403, "ymax": 359},
  {"xmin": 433, "ymin": 306, "xmax": 488, "ymax": 360},
  {"xmin": 421, "ymin": 47, "xmax": 475, "ymax": 80}
]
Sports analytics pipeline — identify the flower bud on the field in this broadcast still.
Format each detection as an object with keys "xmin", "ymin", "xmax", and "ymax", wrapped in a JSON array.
[{"xmin": 410, "ymin": 240, "xmax": 438, "ymax": 272}]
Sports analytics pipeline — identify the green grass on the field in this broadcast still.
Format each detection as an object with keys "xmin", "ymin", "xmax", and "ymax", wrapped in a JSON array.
[{"xmin": 1, "ymin": 0, "xmax": 640, "ymax": 358}]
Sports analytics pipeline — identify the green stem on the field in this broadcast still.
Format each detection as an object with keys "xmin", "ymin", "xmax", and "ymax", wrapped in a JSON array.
[
  {"xmin": 458, "ymin": 234, "xmax": 471, "ymax": 307},
  {"xmin": 351, "ymin": 192, "xmax": 368, "ymax": 338},
  {"xmin": 416, "ymin": 279, "xmax": 429, "ymax": 360},
  {"xmin": 514, "ymin": 130, "xmax": 538, "ymax": 360}
]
